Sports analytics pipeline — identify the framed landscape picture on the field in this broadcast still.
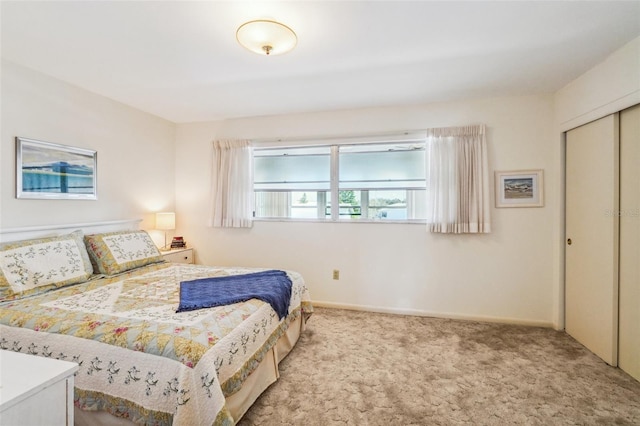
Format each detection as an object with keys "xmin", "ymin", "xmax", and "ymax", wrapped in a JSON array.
[
  {"xmin": 495, "ymin": 169, "xmax": 543, "ymax": 208},
  {"xmin": 16, "ymin": 137, "xmax": 97, "ymax": 200}
]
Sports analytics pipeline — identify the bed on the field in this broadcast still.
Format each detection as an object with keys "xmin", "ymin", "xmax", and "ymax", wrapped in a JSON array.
[{"xmin": 0, "ymin": 220, "xmax": 313, "ymax": 425}]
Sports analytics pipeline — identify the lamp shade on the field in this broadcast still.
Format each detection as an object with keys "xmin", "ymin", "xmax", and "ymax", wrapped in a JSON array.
[
  {"xmin": 236, "ymin": 20, "xmax": 297, "ymax": 56},
  {"xmin": 156, "ymin": 212, "xmax": 175, "ymax": 230}
]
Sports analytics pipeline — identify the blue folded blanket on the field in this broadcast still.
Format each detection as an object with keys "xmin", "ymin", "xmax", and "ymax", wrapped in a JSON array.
[{"xmin": 176, "ymin": 270, "xmax": 293, "ymax": 319}]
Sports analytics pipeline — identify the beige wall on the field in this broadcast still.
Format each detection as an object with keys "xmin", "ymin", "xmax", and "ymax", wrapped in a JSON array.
[
  {"xmin": 555, "ymin": 36, "xmax": 640, "ymax": 131},
  {"xmin": 0, "ymin": 60, "xmax": 176, "ymax": 233},
  {"xmin": 3, "ymin": 35, "xmax": 637, "ymax": 329},
  {"xmin": 176, "ymin": 95, "xmax": 557, "ymax": 326},
  {"xmin": 170, "ymin": 36, "xmax": 639, "ymax": 330}
]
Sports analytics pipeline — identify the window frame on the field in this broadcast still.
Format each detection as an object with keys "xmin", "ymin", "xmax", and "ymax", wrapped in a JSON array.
[{"xmin": 253, "ymin": 137, "xmax": 427, "ymax": 224}]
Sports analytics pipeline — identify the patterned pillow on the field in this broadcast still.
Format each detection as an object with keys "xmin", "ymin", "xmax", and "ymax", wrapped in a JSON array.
[
  {"xmin": 0, "ymin": 230, "xmax": 94, "ymax": 302},
  {"xmin": 84, "ymin": 230, "xmax": 163, "ymax": 275}
]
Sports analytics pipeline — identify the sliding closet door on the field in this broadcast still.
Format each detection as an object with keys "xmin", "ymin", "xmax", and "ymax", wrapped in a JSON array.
[
  {"xmin": 565, "ymin": 114, "xmax": 619, "ymax": 366},
  {"xmin": 619, "ymin": 104, "xmax": 640, "ymax": 381}
]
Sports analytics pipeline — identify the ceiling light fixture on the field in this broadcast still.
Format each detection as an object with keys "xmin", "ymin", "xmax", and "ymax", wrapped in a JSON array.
[{"xmin": 236, "ymin": 20, "xmax": 297, "ymax": 56}]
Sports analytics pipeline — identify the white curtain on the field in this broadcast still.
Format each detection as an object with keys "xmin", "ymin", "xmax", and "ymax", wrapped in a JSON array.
[
  {"xmin": 255, "ymin": 192, "xmax": 291, "ymax": 218},
  {"xmin": 426, "ymin": 124, "xmax": 491, "ymax": 234},
  {"xmin": 209, "ymin": 139, "xmax": 253, "ymax": 228}
]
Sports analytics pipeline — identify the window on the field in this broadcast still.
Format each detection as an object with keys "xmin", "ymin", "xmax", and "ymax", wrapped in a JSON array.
[
  {"xmin": 253, "ymin": 140, "xmax": 426, "ymax": 222},
  {"xmin": 254, "ymin": 146, "xmax": 331, "ymax": 220},
  {"xmin": 337, "ymin": 143, "xmax": 426, "ymax": 221}
]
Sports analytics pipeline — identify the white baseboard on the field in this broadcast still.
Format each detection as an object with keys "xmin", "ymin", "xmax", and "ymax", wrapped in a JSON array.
[{"xmin": 311, "ymin": 300, "xmax": 555, "ymax": 328}]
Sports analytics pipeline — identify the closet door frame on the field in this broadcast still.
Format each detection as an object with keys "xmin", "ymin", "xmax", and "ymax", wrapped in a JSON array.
[{"xmin": 618, "ymin": 104, "xmax": 640, "ymax": 380}]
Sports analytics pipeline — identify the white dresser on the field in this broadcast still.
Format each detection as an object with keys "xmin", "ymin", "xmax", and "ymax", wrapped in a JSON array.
[{"xmin": 0, "ymin": 350, "xmax": 79, "ymax": 425}]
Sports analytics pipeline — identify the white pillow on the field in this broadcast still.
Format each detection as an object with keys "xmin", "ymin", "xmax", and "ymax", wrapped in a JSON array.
[
  {"xmin": 84, "ymin": 230, "xmax": 163, "ymax": 275},
  {"xmin": 0, "ymin": 230, "xmax": 93, "ymax": 301}
]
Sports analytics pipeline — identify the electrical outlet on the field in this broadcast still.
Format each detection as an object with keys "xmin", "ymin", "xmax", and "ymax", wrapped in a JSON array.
[{"xmin": 332, "ymin": 269, "xmax": 340, "ymax": 280}]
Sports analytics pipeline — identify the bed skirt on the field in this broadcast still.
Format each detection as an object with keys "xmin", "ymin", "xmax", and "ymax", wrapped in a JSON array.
[{"xmin": 75, "ymin": 313, "xmax": 306, "ymax": 425}]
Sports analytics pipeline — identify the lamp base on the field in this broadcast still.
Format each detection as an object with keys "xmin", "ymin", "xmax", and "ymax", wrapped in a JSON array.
[{"xmin": 158, "ymin": 231, "xmax": 171, "ymax": 252}]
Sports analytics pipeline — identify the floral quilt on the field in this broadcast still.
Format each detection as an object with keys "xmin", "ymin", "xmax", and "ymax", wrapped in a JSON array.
[{"xmin": 0, "ymin": 263, "xmax": 313, "ymax": 425}]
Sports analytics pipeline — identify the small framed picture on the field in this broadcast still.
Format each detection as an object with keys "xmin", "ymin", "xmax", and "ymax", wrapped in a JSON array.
[
  {"xmin": 495, "ymin": 169, "xmax": 544, "ymax": 208},
  {"xmin": 16, "ymin": 137, "xmax": 97, "ymax": 200}
]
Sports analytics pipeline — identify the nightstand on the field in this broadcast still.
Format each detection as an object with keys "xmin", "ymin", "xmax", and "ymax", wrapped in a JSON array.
[
  {"xmin": 162, "ymin": 247, "xmax": 194, "ymax": 264},
  {"xmin": 0, "ymin": 350, "xmax": 79, "ymax": 425}
]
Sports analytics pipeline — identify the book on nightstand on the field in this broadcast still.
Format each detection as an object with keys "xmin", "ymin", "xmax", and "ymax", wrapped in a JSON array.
[{"xmin": 170, "ymin": 236, "xmax": 186, "ymax": 248}]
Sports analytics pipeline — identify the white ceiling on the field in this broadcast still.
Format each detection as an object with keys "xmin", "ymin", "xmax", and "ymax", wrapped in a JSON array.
[{"xmin": 2, "ymin": 1, "xmax": 639, "ymax": 123}]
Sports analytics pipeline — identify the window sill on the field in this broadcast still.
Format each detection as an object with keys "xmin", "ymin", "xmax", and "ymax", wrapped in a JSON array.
[{"xmin": 253, "ymin": 218, "xmax": 426, "ymax": 225}]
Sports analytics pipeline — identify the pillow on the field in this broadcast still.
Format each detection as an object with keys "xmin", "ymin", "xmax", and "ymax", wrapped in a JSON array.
[
  {"xmin": 0, "ymin": 230, "xmax": 93, "ymax": 302},
  {"xmin": 84, "ymin": 230, "xmax": 163, "ymax": 275}
]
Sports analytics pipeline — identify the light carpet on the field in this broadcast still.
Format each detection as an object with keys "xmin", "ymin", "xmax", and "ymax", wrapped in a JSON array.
[{"xmin": 239, "ymin": 307, "xmax": 640, "ymax": 425}]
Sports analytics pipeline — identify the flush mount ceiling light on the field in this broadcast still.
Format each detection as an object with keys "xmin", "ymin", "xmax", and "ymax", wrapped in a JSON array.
[{"xmin": 236, "ymin": 20, "xmax": 297, "ymax": 56}]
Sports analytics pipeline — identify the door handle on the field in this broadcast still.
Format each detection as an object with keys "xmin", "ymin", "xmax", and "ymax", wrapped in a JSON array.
[{"xmin": 567, "ymin": 238, "xmax": 572, "ymax": 245}]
